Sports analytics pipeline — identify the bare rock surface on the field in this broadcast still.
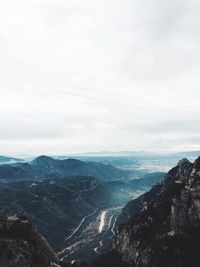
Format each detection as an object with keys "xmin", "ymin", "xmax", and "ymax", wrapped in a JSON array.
[
  {"xmin": 114, "ymin": 157, "xmax": 200, "ymax": 267},
  {"xmin": 0, "ymin": 215, "xmax": 60, "ymax": 267}
]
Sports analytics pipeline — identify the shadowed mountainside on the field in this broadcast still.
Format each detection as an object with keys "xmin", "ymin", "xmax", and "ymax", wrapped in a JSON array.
[
  {"xmin": 0, "ymin": 176, "xmax": 110, "ymax": 250},
  {"xmin": 113, "ymin": 157, "xmax": 200, "ymax": 267},
  {"xmin": 2, "ymin": 157, "xmax": 200, "ymax": 267},
  {"xmin": 0, "ymin": 215, "xmax": 60, "ymax": 267}
]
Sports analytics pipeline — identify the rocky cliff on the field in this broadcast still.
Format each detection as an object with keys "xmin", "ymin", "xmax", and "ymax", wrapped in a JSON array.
[
  {"xmin": 114, "ymin": 157, "xmax": 200, "ymax": 267},
  {"xmin": 0, "ymin": 215, "xmax": 60, "ymax": 267}
]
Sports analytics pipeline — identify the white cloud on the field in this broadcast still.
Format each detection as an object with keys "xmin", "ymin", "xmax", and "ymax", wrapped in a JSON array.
[{"xmin": 0, "ymin": 0, "xmax": 200, "ymax": 155}]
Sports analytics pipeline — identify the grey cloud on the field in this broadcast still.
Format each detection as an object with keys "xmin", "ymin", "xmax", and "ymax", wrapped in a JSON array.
[
  {"xmin": 0, "ymin": 0, "xmax": 200, "ymax": 154},
  {"xmin": 136, "ymin": 120, "xmax": 200, "ymax": 134}
]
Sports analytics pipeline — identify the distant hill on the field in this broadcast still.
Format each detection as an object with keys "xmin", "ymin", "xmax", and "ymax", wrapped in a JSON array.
[
  {"xmin": 0, "ymin": 155, "xmax": 129, "ymax": 182},
  {"xmin": 0, "ymin": 156, "xmax": 23, "ymax": 164}
]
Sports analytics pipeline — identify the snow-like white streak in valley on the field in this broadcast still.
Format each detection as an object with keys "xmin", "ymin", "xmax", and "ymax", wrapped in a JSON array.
[
  {"xmin": 99, "ymin": 206, "xmax": 123, "ymax": 234},
  {"xmin": 98, "ymin": 210, "xmax": 108, "ymax": 233},
  {"xmin": 98, "ymin": 206, "xmax": 122, "ymax": 234},
  {"xmin": 64, "ymin": 206, "xmax": 123, "ymax": 258}
]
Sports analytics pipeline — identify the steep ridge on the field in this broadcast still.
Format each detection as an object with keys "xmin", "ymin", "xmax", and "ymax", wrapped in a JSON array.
[
  {"xmin": 0, "ymin": 215, "xmax": 60, "ymax": 267},
  {"xmin": 113, "ymin": 157, "xmax": 200, "ymax": 267},
  {"xmin": 0, "ymin": 155, "xmax": 129, "ymax": 182},
  {"xmin": 0, "ymin": 176, "xmax": 110, "ymax": 250}
]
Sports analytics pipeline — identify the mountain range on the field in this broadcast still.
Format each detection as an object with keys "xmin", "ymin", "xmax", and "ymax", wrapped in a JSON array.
[
  {"xmin": 0, "ymin": 154, "xmax": 165, "ymax": 262},
  {"xmin": 2, "ymin": 155, "xmax": 200, "ymax": 266},
  {"xmin": 0, "ymin": 155, "xmax": 129, "ymax": 182}
]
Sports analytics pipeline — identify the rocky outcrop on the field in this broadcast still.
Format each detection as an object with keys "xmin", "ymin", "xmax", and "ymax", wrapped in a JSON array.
[
  {"xmin": 0, "ymin": 215, "xmax": 60, "ymax": 267},
  {"xmin": 114, "ymin": 157, "xmax": 200, "ymax": 267}
]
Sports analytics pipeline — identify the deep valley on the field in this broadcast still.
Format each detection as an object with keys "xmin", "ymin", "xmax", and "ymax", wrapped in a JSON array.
[{"xmin": 1, "ymin": 153, "xmax": 200, "ymax": 267}]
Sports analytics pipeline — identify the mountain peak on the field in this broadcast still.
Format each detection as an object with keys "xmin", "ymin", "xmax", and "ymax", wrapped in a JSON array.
[
  {"xmin": 32, "ymin": 155, "xmax": 55, "ymax": 164},
  {"xmin": 177, "ymin": 158, "xmax": 191, "ymax": 167}
]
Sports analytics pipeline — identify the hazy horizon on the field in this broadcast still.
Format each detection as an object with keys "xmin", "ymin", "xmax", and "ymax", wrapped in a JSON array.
[
  {"xmin": 1, "ymin": 0, "xmax": 200, "ymax": 155},
  {"xmin": 2, "ymin": 149, "xmax": 200, "ymax": 159}
]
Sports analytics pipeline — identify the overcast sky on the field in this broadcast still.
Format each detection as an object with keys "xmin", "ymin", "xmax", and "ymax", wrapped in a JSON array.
[{"xmin": 0, "ymin": 0, "xmax": 200, "ymax": 156}]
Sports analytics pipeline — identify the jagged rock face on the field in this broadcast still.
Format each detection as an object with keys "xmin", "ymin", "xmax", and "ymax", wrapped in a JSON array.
[
  {"xmin": 0, "ymin": 215, "xmax": 60, "ymax": 267},
  {"xmin": 114, "ymin": 157, "xmax": 200, "ymax": 267}
]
